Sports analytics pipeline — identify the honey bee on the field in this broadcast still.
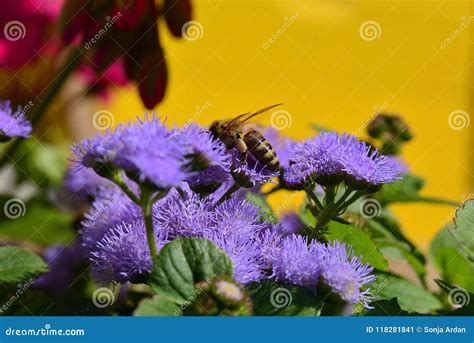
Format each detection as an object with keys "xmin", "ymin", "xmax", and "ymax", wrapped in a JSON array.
[{"xmin": 209, "ymin": 104, "xmax": 282, "ymax": 171}]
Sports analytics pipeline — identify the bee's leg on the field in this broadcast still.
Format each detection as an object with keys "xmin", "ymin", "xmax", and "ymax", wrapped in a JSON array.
[{"xmin": 241, "ymin": 150, "xmax": 249, "ymax": 164}]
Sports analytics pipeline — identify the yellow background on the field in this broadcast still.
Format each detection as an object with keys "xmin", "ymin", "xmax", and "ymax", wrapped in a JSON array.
[{"xmin": 108, "ymin": 0, "xmax": 473, "ymax": 249}]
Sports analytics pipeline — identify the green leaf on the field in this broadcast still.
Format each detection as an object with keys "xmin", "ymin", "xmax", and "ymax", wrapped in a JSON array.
[
  {"xmin": 0, "ymin": 246, "xmax": 48, "ymax": 283},
  {"xmin": 430, "ymin": 226, "xmax": 474, "ymax": 292},
  {"xmin": 375, "ymin": 174, "xmax": 424, "ymax": 205},
  {"xmin": 149, "ymin": 238, "xmax": 233, "ymax": 304},
  {"xmin": 0, "ymin": 199, "xmax": 75, "ymax": 246},
  {"xmin": 380, "ymin": 245, "xmax": 426, "ymax": 279},
  {"xmin": 375, "ymin": 174, "xmax": 457, "ymax": 206},
  {"xmin": 246, "ymin": 192, "xmax": 277, "ymax": 224},
  {"xmin": 452, "ymin": 198, "xmax": 474, "ymax": 261},
  {"xmin": 371, "ymin": 210, "xmax": 425, "ymax": 263},
  {"xmin": 362, "ymin": 298, "xmax": 409, "ymax": 316},
  {"xmin": 246, "ymin": 281, "xmax": 321, "ymax": 316},
  {"xmin": 299, "ymin": 202, "xmax": 316, "ymax": 228},
  {"xmin": 434, "ymin": 279, "xmax": 474, "ymax": 316},
  {"xmin": 362, "ymin": 211, "xmax": 426, "ymax": 280},
  {"xmin": 324, "ymin": 221, "xmax": 389, "ymax": 272},
  {"xmin": 310, "ymin": 124, "xmax": 331, "ymax": 132},
  {"xmin": 134, "ymin": 295, "xmax": 181, "ymax": 316},
  {"xmin": 372, "ymin": 274, "xmax": 442, "ymax": 313},
  {"xmin": 14, "ymin": 139, "xmax": 67, "ymax": 187}
]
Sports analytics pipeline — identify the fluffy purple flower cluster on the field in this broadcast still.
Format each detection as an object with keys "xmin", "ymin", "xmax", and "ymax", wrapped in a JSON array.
[
  {"xmin": 0, "ymin": 100, "xmax": 32, "ymax": 140},
  {"xmin": 79, "ymin": 182, "xmax": 375, "ymax": 306},
  {"xmin": 284, "ymin": 132, "xmax": 403, "ymax": 188},
  {"xmin": 68, "ymin": 117, "xmax": 383, "ymax": 308},
  {"xmin": 71, "ymin": 117, "xmax": 278, "ymax": 191},
  {"xmin": 266, "ymin": 235, "xmax": 375, "ymax": 306},
  {"xmin": 34, "ymin": 241, "xmax": 84, "ymax": 295}
]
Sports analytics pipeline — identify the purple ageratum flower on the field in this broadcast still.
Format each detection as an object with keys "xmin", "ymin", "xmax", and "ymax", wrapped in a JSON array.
[
  {"xmin": 177, "ymin": 125, "xmax": 232, "ymax": 192},
  {"xmin": 214, "ymin": 197, "xmax": 270, "ymax": 238},
  {"xmin": 64, "ymin": 167, "xmax": 115, "ymax": 199},
  {"xmin": 34, "ymin": 241, "xmax": 84, "ymax": 295},
  {"xmin": 204, "ymin": 230, "xmax": 267, "ymax": 284},
  {"xmin": 71, "ymin": 115, "xmax": 190, "ymax": 189},
  {"xmin": 80, "ymin": 187, "xmax": 142, "ymax": 254},
  {"xmin": 153, "ymin": 190, "xmax": 273, "ymax": 283},
  {"xmin": 231, "ymin": 151, "xmax": 279, "ymax": 188},
  {"xmin": 0, "ymin": 100, "xmax": 32, "ymax": 139},
  {"xmin": 186, "ymin": 165, "xmax": 231, "ymax": 194},
  {"xmin": 90, "ymin": 219, "xmax": 168, "ymax": 283},
  {"xmin": 154, "ymin": 187, "xmax": 268, "ymax": 239},
  {"xmin": 208, "ymin": 180, "xmax": 258, "ymax": 204},
  {"xmin": 279, "ymin": 213, "xmax": 305, "ymax": 235},
  {"xmin": 71, "ymin": 127, "xmax": 126, "ymax": 171},
  {"xmin": 153, "ymin": 186, "xmax": 215, "ymax": 239},
  {"xmin": 173, "ymin": 124, "xmax": 231, "ymax": 172},
  {"xmin": 387, "ymin": 156, "xmax": 408, "ymax": 174},
  {"xmin": 258, "ymin": 228, "xmax": 284, "ymax": 266},
  {"xmin": 283, "ymin": 132, "xmax": 353, "ymax": 188},
  {"xmin": 340, "ymin": 139, "xmax": 403, "ymax": 187},
  {"xmin": 284, "ymin": 131, "xmax": 402, "ymax": 188},
  {"xmin": 267, "ymin": 234, "xmax": 324, "ymax": 288},
  {"xmin": 320, "ymin": 241, "xmax": 376, "ymax": 308}
]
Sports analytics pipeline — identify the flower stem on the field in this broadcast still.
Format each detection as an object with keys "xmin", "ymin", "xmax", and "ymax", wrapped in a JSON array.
[
  {"xmin": 0, "ymin": 48, "xmax": 83, "ymax": 166},
  {"xmin": 305, "ymin": 187, "xmax": 323, "ymax": 211},
  {"xmin": 324, "ymin": 184, "xmax": 336, "ymax": 206},
  {"xmin": 142, "ymin": 194, "xmax": 157, "ymax": 258},
  {"xmin": 314, "ymin": 186, "xmax": 359, "ymax": 234},
  {"xmin": 112, "ymin": 170, "xmax": 163, "ymax": 259},
  {"xmin": 139, "ymin": 185, "xmax": 167, "ymax": 259},
  {"xmin": 112, "ymin": 171, "xmax": 140, "ymax": 203}
]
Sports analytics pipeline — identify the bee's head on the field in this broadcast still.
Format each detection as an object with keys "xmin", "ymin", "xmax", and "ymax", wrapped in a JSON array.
[
  {"xmin": 209, "ymin": 120, "xmax": 225, "ymax": 139},
  {"xmin": 209, "ymin": 120, "xmax": 238, "ymax": 149}
]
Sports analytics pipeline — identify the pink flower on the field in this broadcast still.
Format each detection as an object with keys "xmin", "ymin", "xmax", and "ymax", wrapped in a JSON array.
[
  {"xmin": 60, "ymin": 0, "xmax": 193, "ymax": 109},
  {"xmin": 0, "ymin": 0, "xmax": 63, "ymax": 70},
  {"xmin": 79, "ymin": 59, "xmax": 129, "ymax": 100}
]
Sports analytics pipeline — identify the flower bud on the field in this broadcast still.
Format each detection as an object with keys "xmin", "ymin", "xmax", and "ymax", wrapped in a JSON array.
[
  {"xmin": 366, "ymin": 114, "xmax": 412, "ymax": 155},
  {"xmin": 182, "ymin": 277, "xmax": 252, "ymax": 316}
]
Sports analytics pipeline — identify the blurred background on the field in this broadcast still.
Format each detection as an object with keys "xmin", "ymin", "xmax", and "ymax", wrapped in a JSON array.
[
  {"xmin": 1, "ymin": 0, "xmax": 472, "ymax": 250},
  {"xmin": 106, "ymin": 0, "xmax": 473, "ymax": 249}
]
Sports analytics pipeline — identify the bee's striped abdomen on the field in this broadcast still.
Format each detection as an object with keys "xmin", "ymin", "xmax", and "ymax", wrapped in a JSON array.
[{"xmin": 244, "ymin": 129, "xmax": 280, "ymax": 171}]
